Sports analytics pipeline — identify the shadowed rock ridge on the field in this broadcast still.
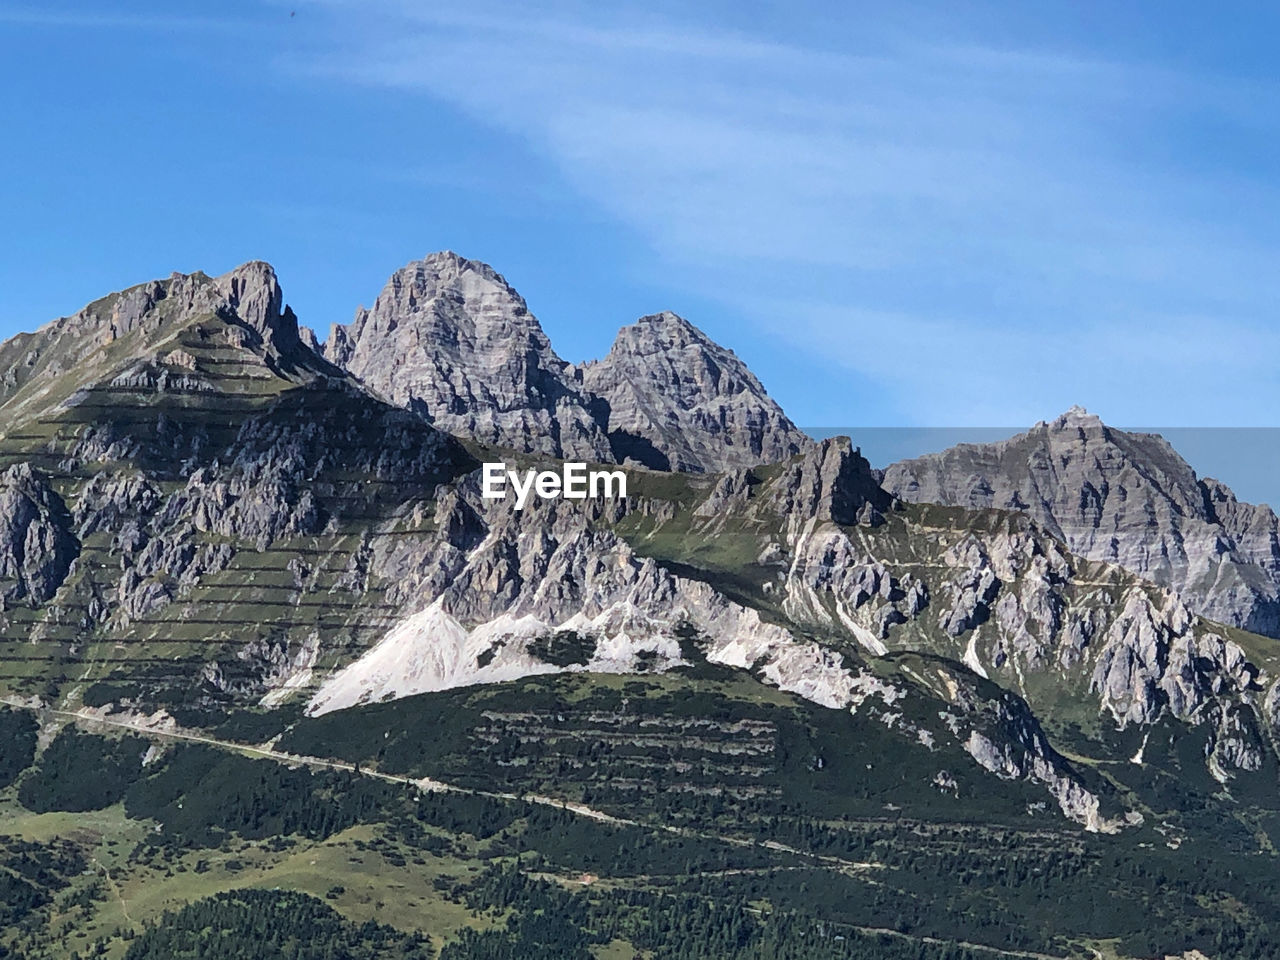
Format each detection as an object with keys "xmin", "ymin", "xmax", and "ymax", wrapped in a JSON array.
[{"xmin": 0, "ymin": 463, "xmax": 78, "ymax": 605}]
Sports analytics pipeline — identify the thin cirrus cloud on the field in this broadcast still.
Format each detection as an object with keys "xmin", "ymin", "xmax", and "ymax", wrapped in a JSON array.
[{"xmin": 293, "ymin": 1, "xmax": 1279, "ymax": 425}]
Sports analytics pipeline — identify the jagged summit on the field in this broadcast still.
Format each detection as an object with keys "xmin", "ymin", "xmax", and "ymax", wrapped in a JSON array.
[
  {"xmin": 217, "ymin": 260, "xmax": 305, "ymax": 356},
  {"xmin": 325, "ymin": 251, "xmax": 528, "ymax": 367},
  {"xmin": 323, "ymin": 252, "xmax": 611, "ymax": 460},
  {"xmin": 0, "ymin": 257, "xmax": 469, "ymax": 639},
  {"xmin": 605, "ymin": 310, "xmax": 731, "ymax": 358},
  {"xmin": 882, "ymin": 407, "xmax": 1280, "ymax": 637},
  {"xmin": 325, "ymin": 251, "xmax": 539, "ymax": 369},
  {"xmin": 323, "ymin": 252, "xmax": 809, "ymax": 472},
  {"xmin": 1044, "ymin": 404, "xmax": 1103, "ymax": 430},
  {"xmin": 627, "ymin": 309, "xmax": 704, "ymax": 334},
  {"xmin": 579, "ymin": 310, "xmax": 809, "ymax": 473},
  {"xmin": 0, "ymin": 261, "xmax": 330, "ymax": 430},
  {"xmin": 2, "ymin": 253, "xmax": 806, "ymax": 475}
]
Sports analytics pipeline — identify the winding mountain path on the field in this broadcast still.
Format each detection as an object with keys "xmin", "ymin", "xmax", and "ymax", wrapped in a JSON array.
[
  {"xmin": 0, "ymin": 695, "xmax": 1086, "ymax": 959},
  {"xmin": 0, "ymin": 697, "xmax": 874, "ymax": 874}
]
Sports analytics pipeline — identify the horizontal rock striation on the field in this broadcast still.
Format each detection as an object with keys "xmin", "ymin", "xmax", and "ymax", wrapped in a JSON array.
[{"xmin": 2, "ymin": 258, "xmax": 1276, "ymax": 835}]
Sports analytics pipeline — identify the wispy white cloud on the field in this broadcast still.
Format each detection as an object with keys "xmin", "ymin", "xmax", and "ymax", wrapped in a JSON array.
[{"xmin": 286, "ymin": 0, "xmax": 1280, "ymax": 425}]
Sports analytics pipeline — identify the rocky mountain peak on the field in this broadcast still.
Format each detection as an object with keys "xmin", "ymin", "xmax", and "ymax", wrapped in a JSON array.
[
  {"xmin": 580, "ymin": 311, "xmax": 810, "ymax": 473},
  {"xmin": 765, "ymin": 436, "xmax": 891, "ymax": 532},
  {"xmin": 1048, "ymin": 404, "xmax": 1102, "ymax": 427},
  {"xmin": 335, "ymin": 252, "xmax": 537, "ymax": 355},
  {"xmin": 0, "ymin": 261, "xmax": 324, "ymax": 428},
  {"xmin": 323, "ymin": 253, "xmax": 808, "ymax": 473},
  {"xmin": 216, "ymin": 260, "xmax": 300, "ymax": 354},
  {"xmin": 324, "ymin": 253, "xmax": 611, "ymax": 460},
  {"xmin": 415, "ymin": 249, "xmax": 513, "ymax": 287},
  {"xmin": 882, "ymin": 409, "xmax": 1280, "ymax": 638},
  {"xmin": 598, "ymin": 310, "xmax": 751, "ymax": 387},
  {"xmin": 298, "ymin": 325, "xmax": 323, "ymax": 356},
  {"xmin": 95, "ymin": 261, "xmax": 298, "ymax": 354},
  {"xmin": 616, "ymin": 310, "xmax": 713, "ymax": 346}
]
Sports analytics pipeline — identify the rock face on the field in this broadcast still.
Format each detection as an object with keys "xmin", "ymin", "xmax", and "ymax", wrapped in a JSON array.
[
  {"xmin": 578, "ymin": 312, "xmax": 809, "ymax": 472},
  {"xmin": 324, "ymin": 253, "xmax": 808, "ymax": 472},
  {"xmin": 325, "ymin": 252, "xmax": 612, "ymax": 461},
  {"xmin": 881, "ymin": 407, "xmax": 1280, "ymax": 638},
  {"xmin": 0, "ymin": 464, "xmax": 78, "ymax": 606},
  {"xmin": 762, "ymin": 453, "xmax": 1263, "ymax": 739},
  {"xmin": 310, "ymin": 489, "xmax": 866, "ymax": 716},
  {"xmin": 0, "ymin": 259, "xmax": 471, "ymax": 701},
  {"xmin": 761, "ymin": 436, "xmax": 891, "ymax": 533},
  {"xmin": 305, "ymin": 440, "xmax": 1123, "ymax": 829}
]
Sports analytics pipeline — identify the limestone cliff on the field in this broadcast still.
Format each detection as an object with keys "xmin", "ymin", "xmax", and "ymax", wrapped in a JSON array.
[{"xmin": 882, "ymin": 407, "xmax": 1280, "ymax": 638}]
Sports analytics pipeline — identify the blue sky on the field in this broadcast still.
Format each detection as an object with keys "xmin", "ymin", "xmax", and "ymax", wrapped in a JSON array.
[{"xmin": 2, "ymin": 1, "xmax": 1279, "ymax": 486}]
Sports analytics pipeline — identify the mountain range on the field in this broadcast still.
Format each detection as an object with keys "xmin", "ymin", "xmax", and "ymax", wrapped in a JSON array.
[
  {"xmin": 1, "ymin": 252, "xmax": 1279, "ymax": 959},
  {"xmin": 322, "ymin": 252, "xmax": 808, "ymax": 472}
]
